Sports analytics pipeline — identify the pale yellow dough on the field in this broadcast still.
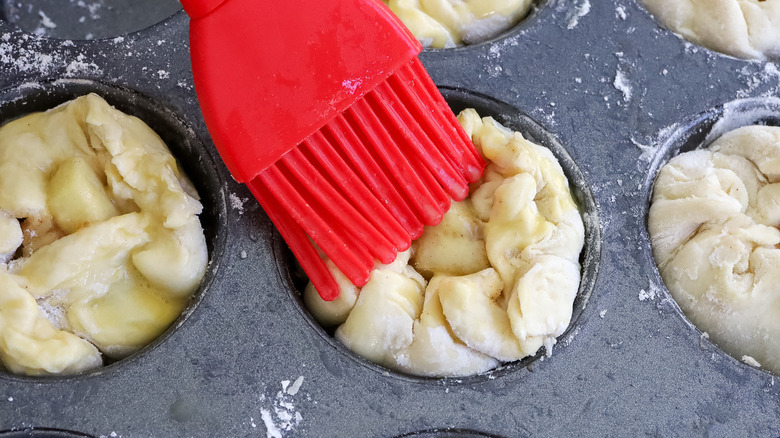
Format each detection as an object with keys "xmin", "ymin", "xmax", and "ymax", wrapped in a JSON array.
[
  {"xmin": 305, "ymin": 109, "xmax": 584, "ymax": 377},
  {"xmin": 642, "ymin": 0, "xmax": 780, "ymax": 60},
  {"xmin": 649, "ymin": 125, "xmax": 780, "ymax": 373},
  {"xmin": 384, "ymin": 0, "xmax": 533, "ymax": 48},
  {"xmin": 0, "ymin": 94, "xmax": 208, "ymax": 375}
]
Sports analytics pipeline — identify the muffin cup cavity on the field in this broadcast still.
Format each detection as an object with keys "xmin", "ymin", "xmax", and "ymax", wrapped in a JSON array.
[
  {"xmin": 0, "ymin": 0, "xmax": 182, "ymax": 41},
  {"xmin": 402, "ymin": 0, "xmax": 547, "ymax": 53},
  {"xmin": 644, "ymin": 97, "xmax": 780, "ymax": 377},
  {"xmin": 276, "ymin": 87, "xmax": 600, "ymax": 384},
  {"xmin": 0, "ymin": 79, "xmax": 227, "ymax": 380}
]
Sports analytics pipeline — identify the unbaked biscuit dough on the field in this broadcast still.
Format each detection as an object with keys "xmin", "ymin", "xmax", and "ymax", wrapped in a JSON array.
[
  {"xmin": 384, "ymin": 0, "xmax": 534, "ymax": 48},
  {"xmin": 305, "ymin": 109, "xmax": 584, "ymax": 377},
  {"xmin": 0, "ymin": 94, "xmax": 208, "ymax": 375},
  {"xmin": 642, "ymin": 0, "xmax": 780, "ymax": 60},
  {"xmin": 649, "ymin": 125, "xmax": 780, "ymax": 373}
]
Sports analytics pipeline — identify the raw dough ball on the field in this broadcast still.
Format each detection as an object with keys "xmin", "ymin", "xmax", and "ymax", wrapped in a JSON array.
[
  {"xmin": 649, "ymin": 125, "xmax": 780, "ymax": 373},
  {"xmin": 384, "ymin": 0, "xmax": 534, "ymax": 48},
  {"xmin": 0, "ymin": 94, "xmax": 208, "ymax": 375},
  {"xmin": 641, "ymin": 0, "xmax": 780, "ymax": 60},
  {"xmin": 306, "ymin": 109, "xmax": 585, "ymax": 377}
]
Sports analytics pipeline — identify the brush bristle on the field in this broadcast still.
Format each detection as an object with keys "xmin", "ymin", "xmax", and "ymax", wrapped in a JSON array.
[{"xmin": 252, "ymin": 57, "xmax": 485, "ymax": 301}]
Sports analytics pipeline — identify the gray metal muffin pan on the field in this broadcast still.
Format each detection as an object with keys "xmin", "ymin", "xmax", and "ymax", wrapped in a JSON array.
[{"xmin": 1, "ymin": 0, "xmax": 780, "ymax": 436}]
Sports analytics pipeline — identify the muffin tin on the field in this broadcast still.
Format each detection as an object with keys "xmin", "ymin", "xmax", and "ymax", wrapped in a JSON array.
[{"xmin": 1, "ymin": 0, "xmax": 780, "ymax": 436}]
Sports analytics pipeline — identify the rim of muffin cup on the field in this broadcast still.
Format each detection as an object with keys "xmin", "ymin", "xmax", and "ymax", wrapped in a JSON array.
[
  {"xmin": 395, "ymin": 428, "xmax": 506, "ymax": 438},
  {"xmin": 633, "ymin": 0, "xmax": 780, "ymax": 63},
  {"xmin": 276, "ymin": 87, "xmax": 602, "ymax": 385},
  {"xmin": 421, "ymin": 0, "xmax": 551, "ymax": 53},
  {"xmin": 0, "ymin": 78, "xmax": 227, "ymax": 382},
  {"xmin": 0, "ymin": 427, "xmax": 95, "ymax": 438}
]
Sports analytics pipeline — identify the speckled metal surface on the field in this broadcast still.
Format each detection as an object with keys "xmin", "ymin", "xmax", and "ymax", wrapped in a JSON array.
[{"xmin": 0, "ymin": 0, "xmax": 780, "ymax": 437}]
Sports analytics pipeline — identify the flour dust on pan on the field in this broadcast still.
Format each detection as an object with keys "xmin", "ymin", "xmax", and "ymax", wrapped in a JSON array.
[{"xmin": 0, "ymin": 0, "xmax": 181, "ymax": 40}]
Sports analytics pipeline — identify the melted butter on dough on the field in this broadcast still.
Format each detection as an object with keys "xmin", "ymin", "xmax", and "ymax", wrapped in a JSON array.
[
  {"xmin": 649, "ymin": 125, "xmax": 780, "ymax": 373},
  {"xmin": 0, "ymin": 94, "xmax": 207, "ymax": 375},
  {"xmin": 642, "ymin": 0, "xmax": 780, "ymax": 60},
  {"xmin": 306, "ymin": 109, "xmax": 584, "ymax": 377},
  {"xmin": 384, "ymin": 0, "xmax": 533, "ymax": 48}
]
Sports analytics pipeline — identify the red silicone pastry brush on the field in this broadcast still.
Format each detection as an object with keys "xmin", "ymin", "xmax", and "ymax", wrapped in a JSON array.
[{"xmin": 181, "ymin": 0, "xmax": 485, "ymax": 300}]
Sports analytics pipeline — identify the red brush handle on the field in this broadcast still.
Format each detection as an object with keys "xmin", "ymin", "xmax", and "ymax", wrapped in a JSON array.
[
  {"xmin": 180, "ymin": 0, "xmax": 228, "ymax": 20},
  {"xmin": 185, "ymin": 0, "xmax": 422, "ymax": 183}
]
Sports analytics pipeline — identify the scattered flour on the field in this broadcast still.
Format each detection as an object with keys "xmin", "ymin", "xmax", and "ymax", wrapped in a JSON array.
[
  {"xmin": 638, "ymin": 283, "xmax": 662, "ymax": 301},
  {"xmin": 736, "ymin": 62, "xmax": 780, "ymax": 99},
  {"xmin": 0, "ymin": 35, "xmax": 57, "ymax": 75},
  {"xmin": 229, "ymin": 193, "xmax": 247, "ymax": 215},
  {"xmin": 558, "ymin": 326, "xmax": 580, "ymax": 348},
  {"xmin": 486, "ymin": 35, "xmax": 520, "ymax": 59},
  {"xmin": 631, "ymin": 120, "xmax": 682, "ymax": 165},
  {"xmin": 259, "ymin": 377, "xmax": 305, "ymax": 438},
  {"xmin": 65, "ymin": 54, "xmax": 102, "ymax": 77},
  {"xmin": 630, "ymin": 137, "xmax": 656, "ymax": 162},
  {"xmin": 531, "ymin": 107, "xmax": 557, "ymax": 127},
  {"xmin": 0, "ymin": 33, "xmax": 108, "ymax": 78},
  {"xmin": 699, "ymin": 332, "xmax": 710, "ymax": 349},
  {"xmin": 742, "ymin": 355, "xmax": 762, "ymax": 368},
  {"xmin": 38, "ymin": 10, "xmax": 57, "ymax": 29},
  {"xmin": 287, "ymin": 376, "xmax": 304, "ymax": 396},
  {"xmin": 260, "ymin": 410, "xmax": 282, "ymax": 438},
  {"xmin": 565, "ymin": 0, "xmax": 591, "ymax": 30},
  {"xmin": 613, "ymin": 69, "xmax": 632, "ymax": 102},
  {"xmin": 615, "ymin": 5, "xmax": 627, "ymax": 20},
  {"xmin": 76, "ymin": 0, "xmax": 103, "ymax": 20}
]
